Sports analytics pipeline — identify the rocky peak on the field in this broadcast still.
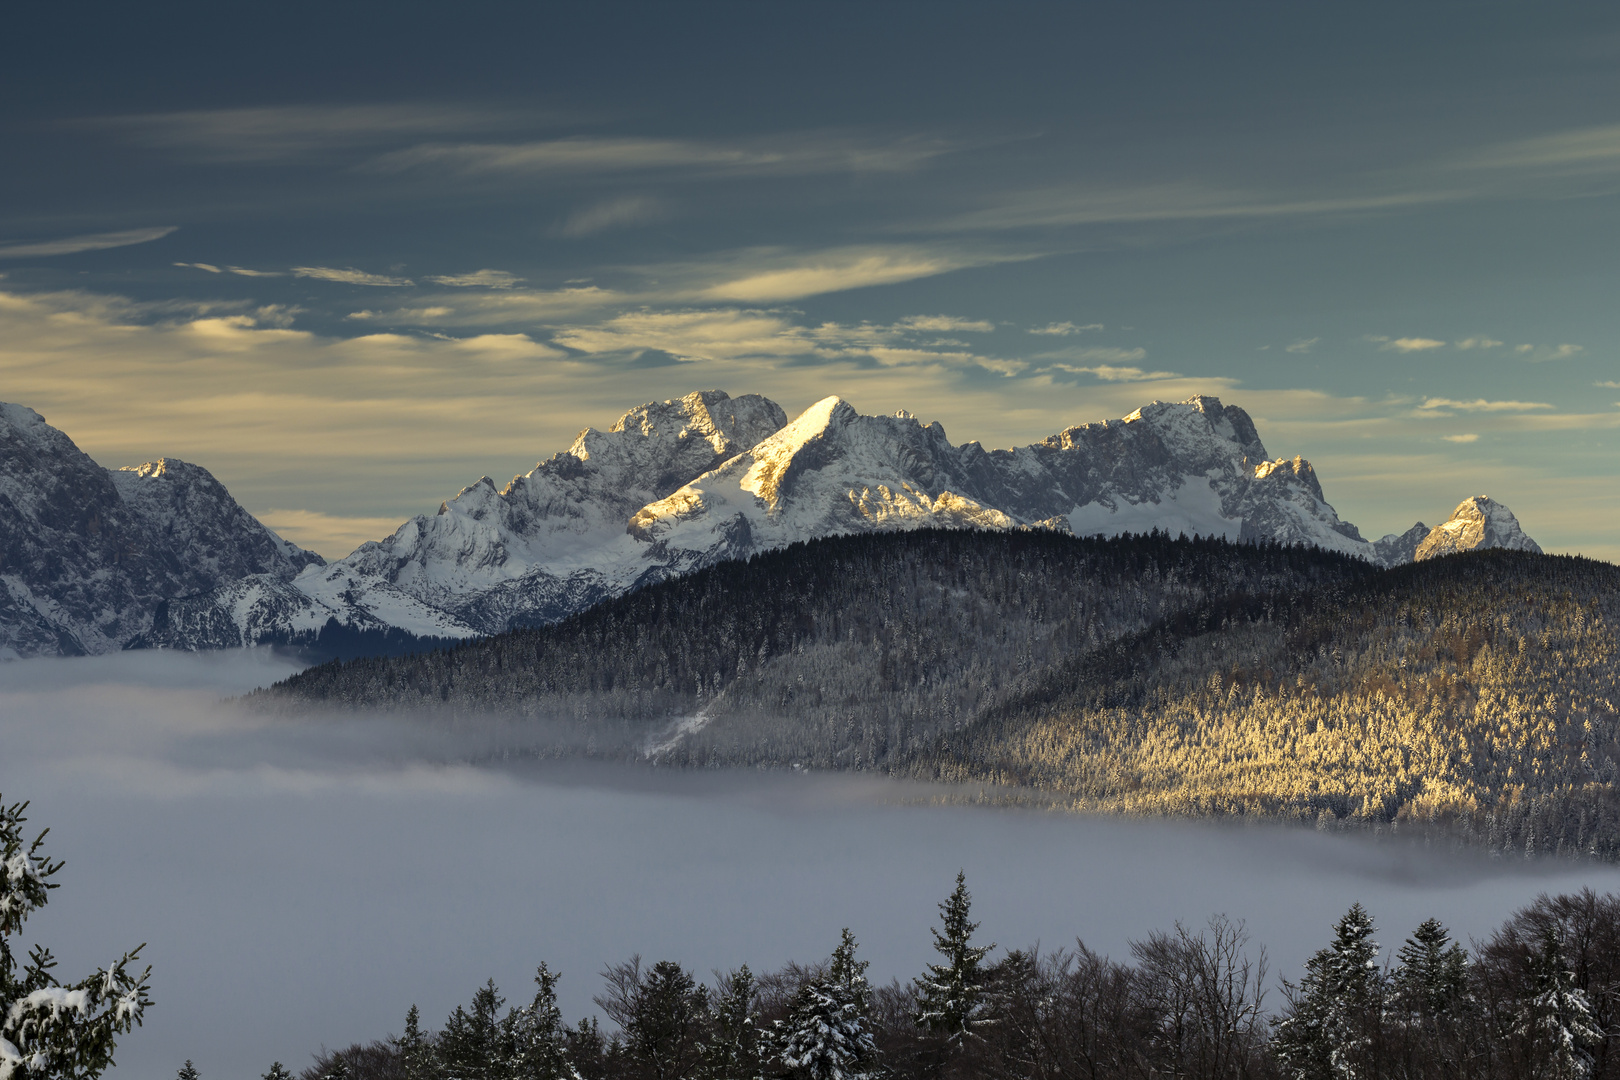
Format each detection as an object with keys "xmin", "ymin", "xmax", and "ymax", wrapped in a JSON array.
[
  {"xmin": 1415, "ymin": 496, "xmax": 1542, "ymax": 560},
  {"xmin": 1373, "ymin": 522, "xmax": 1430, "ymax": 568}
]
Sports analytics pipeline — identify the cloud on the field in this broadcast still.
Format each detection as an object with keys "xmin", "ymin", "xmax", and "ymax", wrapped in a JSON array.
[
  {"xmin": 1029, "ymin": 322, "xmax": 1102, "ymax": 336},
  {"xmin": 425, "ymin": 270, "xmax": 524, "ymax": 289},
  {"xmin": 1442, "ymin": 433, "xmax": 1480, "ymax": 443},
  {"xmin": 1464, "ymin": 123, "xmax": 1620, "ymax": 172},
  {"xmin": 1055, "ymin": 364, "xmax": 1182, "ymax": 382},
  {"xmin": 1596, "ymin": 381, "xmax": 1620, "ymax": 389},
  {"xmin": 368, "ymin": 133, "xmax": 952, "ymax": 180},
  {"xmin": 176, "ymin": 261, "xmax": 221, "ymax": 273},
  {"xmin": 698, "ymin": 249, "xmax": 981, "ymax": 302},
  {"xmin": 292, "ymin": 266, "xmax": 415, "ymax": 287},
  {"xmin": 1285, "ymin": 338, "xmax": 1319, "ymax": 355},
  {"xmin": 895, "ymin": 315, "xmax": 994, "ymax": 333},
  {"xmin": 97, "ymin": 104, "xmax": 534, "ymax": 162},
  {"xmin": 0, "ymin": 226, "xmax": 177, "ymax": 259},
  {"xmin": 1514, "ymin": 343, "xmax": 1584, "ymax": 363},
  {"xmin": 557, "ymin": 196, "xmax": 665, "ymax": 237},
  {"xmin": 445, "ymin": 333, "xmax": 565, "ymax": 361},
  {"xmin": 1417, "ymin": 398, "xmax": 1554, "ymax": 413},
  {"xmin": 1454, "ymin": 336, "xmax": 1503, "ymax": 350},
  {"xmin": 933, "ymin": 182, "xmax": 1453, "ymax": 232},
  {"xmin": 1381, "ymin": 337, "xmax": 1447, "ymax": 353}
]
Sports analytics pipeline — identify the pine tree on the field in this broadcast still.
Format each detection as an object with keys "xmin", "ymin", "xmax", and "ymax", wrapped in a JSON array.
[
  {"xmin": 914, "ymin": 871, "xmax": 995, "ymax": 1041},
  {"xmin": 1272, "ymin": 903, "xmax": 1385, "ymax": 1080},
  {"xmin": 320, "ymin": 1056, "xmax": 351, "ymax": 1080},
  {"xmin": 509, "ymin": 964, "xmax": 578, "ymax": 1080},
  {"xmin": 705, "ymin": 966, "xmax": 761, "ymax": 1080},
  {"xmin": 1, "ymin": 795, "xmax": 153, "ymax": 1080},
  {"xmin": 774, "ymin": 930, "xmax": 878, "ymax": 1080},
  {"xmin": 1515, "ymin": 926, "xmax": 1600, "ymax": 1080},
  {"xmin": 1392, "ymin": 918, "xmax": 1468, "ymax": 1015},
  {"xmin": 261, "ymin": 1063, "xmax": 294, "ymax": 1080},
  {"xmin": 176, "ymin": 1062, "xmax": 200, "ymax": 1080}
]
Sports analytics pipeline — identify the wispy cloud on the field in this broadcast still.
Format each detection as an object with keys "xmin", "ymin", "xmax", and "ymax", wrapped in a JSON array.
[
  {"xmin": 1463, "ymin": 123, "xmax": 1620, "ymax": 172},
  {"xmin": 1029, "ymin": 322, "xmax": 1102, "ymax": 336},
  {"xmin": 1454, "ymin": 336, "xmax": 1503, "ymax": 350},
  {"xmin": 1596, "ymin": 380, "xmax": 1620, "ymax": 389},
  {"xmin": 1442, "ymin": 433, "xmax": 1480, "ymax": 443},
  {"xmin": 1054, "ymin": 363, "xmax": 1181, "ymax": 382},
  {"xmin": 895, "ymin": 315, "xmax": 994, "ymax": 333},
  {"xmin": 1514, "ymin": 343, "xmax": 1583, "ymax": 362},
  {"xmin": 368, "ymin": 133, "xmax": 952, "ymax": 180},
  {"xmin": 697, "ymin": 249, "xmax": 984, "ymax": 302},
  {"xmin": 1285, "ymin": 338, "xmax": 1319, "ymax": 355},
  {"xmin": 292, "ymin": 266, "xmax": 415, "ymax": 287},
  {"xmin": 1417, "ymin": 397, "xmax": 1554, "ymax": 413},
  {"xmin": 97, "ymin": 104, "xmax": 535, "ymax": 162},
  {"xmin": 424, "ymin": 269, "xmax": 523, "ymax": 289},
  {"xmin": 0, "ymin": 226, "xmax": 177, "ymax": 259},
  {"xmin": 1380, "ymin": 337, "xmax": 1447, "ymax": 353},
  {"xmin": 557, "ymin": 196, "xmax": 665, "ymax": 237}
]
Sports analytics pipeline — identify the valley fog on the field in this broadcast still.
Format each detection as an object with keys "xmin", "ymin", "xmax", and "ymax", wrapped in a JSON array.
[{"xmin": 5, "ymin": 651, "xmax": 1620, "ymax": 1079}]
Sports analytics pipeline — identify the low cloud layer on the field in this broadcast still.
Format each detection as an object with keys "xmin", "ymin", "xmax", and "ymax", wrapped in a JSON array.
[{"xmin": 4, "ymin": 651, "xmax": 1619, "ymax": 1080}]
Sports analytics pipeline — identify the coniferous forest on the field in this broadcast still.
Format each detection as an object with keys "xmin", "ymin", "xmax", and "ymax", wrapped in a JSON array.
[
  {"xmin": 259, "ymin": 530, "xmax": 1620, "ymax": 859},
  {"xmin": 233, "ymin": 879, "xmax": 1620, "ymax": 1080}
]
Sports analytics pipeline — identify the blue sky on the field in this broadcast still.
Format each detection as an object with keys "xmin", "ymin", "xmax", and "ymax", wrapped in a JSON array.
[{"xmin": 3, "ymin": 2, "xmax": 1618, "ymax": 557}]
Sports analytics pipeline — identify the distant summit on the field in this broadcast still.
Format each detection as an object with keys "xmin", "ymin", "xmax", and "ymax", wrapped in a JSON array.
[{"xmin": 1415, "ymin": 496, "xmax": 1543, "ymax": 560}]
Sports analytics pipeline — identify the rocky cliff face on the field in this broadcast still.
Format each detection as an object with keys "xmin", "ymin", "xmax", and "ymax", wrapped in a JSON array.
[
  {"xmin": 1415, "ymin": 496, "xmax": 1543, "ymax": 560},
  {"xmin": 0, "ymin": 403, "xmax": 322, "ymax": 657}
]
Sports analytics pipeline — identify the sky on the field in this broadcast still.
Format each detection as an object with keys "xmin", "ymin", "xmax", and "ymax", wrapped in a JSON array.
[
  {"xmin": 3, "ymin": 3, "xmax": 1620, "ymax": 558},
  {"xmin": 7, "ymin": 651, "xmax": 1620, "ymax": 1078}
]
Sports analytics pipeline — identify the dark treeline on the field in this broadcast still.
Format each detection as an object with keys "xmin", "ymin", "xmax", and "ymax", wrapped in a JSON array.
[
  {"xmin": 256, "ymin": 531, "xmax": 1620, "ymax": 858},
  {"xmin": 243, "ymin": 879, "xmax": 1620, "ymax": 1080}
]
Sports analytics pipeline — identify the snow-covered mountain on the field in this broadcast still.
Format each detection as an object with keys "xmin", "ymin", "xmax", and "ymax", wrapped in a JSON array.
[
  {"xmin": 1414, "ymin": 496, "xmax": 1542, "ymax": 560},
  {"xmin": 143, "ymin": 391, "xmax": 1391, "ymax": 649},
  {"xmin": 0, "ymin": 403, "xmax": 322, "ymax": 657},
  {"xmin": 0, "ymin": 391, "xmax": 1548, "ymax": 657}
]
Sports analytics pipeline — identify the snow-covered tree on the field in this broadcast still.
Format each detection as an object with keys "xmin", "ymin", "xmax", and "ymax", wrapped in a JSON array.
[
  {"xmin": 261, "ymin": 1062, "xmax": 294, "ymax": 1080},
  {"xmin": 705, "ymin": 966, "xmax": 761, "ymax": 1080},
  {"xmin": 319, "ymin": 1056, "xmax": 351, "ymax": 1080},
  {"xmin": 175, "ymin": 1062, "xmax": 199, "ymax": 1080},
  {"xmin": 1515, "ymin": 926, "xmax": 1600, "ymax": 1080},
  {"xmin": 1, "ymin": 796, "xmax": 152, "ymax": 1080},
  {"xmin": 1392, "ymin": 918, "xmax": 1468, "ymax": 1016},
  {"xmin": 914, "ymin": 871, "xmax": 995, "ymax": 1042},
  {"xmin": 439, "ymin": 980, "xmax": 509, "ymax": 1080},
  {"xmin": 774, "ymin": 930, "xmax": 878, "ymax": 1080},
  {"xmin": 1272, "ymin": 903, "xmax": 1385, "ymax": 1080},
  {"xmin": 508, "ymin": 965, "xmax": 579, "ymax": 1080},
  {"xmin": 596, "ymin": 959, "xmax": 708, "ymax": 1080},
  {"xmin": 393, "ymin": 1005, "xmax": 438, "ymax": 1080}
]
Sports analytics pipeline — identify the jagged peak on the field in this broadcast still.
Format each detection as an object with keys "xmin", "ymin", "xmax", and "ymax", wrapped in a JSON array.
[
  {"xmin": 1415, "ymin": 495, "xmax": 1541, "ymax": 560},
  {"xmin": 1253, "ymin": 455, "xmax": 1324, "ymax": 501},
  {"xmin": 117, "ymin": 457, "xmax": 210, "ymax": 481}
]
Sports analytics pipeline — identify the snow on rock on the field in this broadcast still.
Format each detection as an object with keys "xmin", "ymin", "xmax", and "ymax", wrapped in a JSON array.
[
  {"xmin": 0, "ymin": 402, "xmax": 323, "ymax": 657},
  {"xmin": 1373, "ymin": 522, "xmax": 1430, "ymax": 568},
  {"xmin": 2, "ymin": 391, "xmax": 1545, "ymax": 656},
  {"xmin": 1414, "ymin": 496, "xmax": 1542, "ymax": 561}
]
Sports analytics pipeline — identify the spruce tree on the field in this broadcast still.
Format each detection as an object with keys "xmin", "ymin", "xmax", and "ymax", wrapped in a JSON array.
[
  {"xmin": 774, "ymin": 930, "xmax": 878, "ymax": 1080},
  {"xmin": 509, "ymin": 964, "xmax": 579, "ymax": 1080},
  {"xmin": 176, "ymin": 1062, "xmax": 200, "ymax": 1080},
  {"xmin": 1516, "ymin": 926, "xmax": 1600, "ymax": 1080},
  {"xmin": 1392, "ymin": 918, "xmax": 1468, "ymax": 1015},
  {"xmin": 1272, "ymin": 903, "xmax": 1385, "ymax": 1080},
  {"xmin": 261, "ymin": 1063, "xmax": 294, "ymax": 1080},
  {"xmin": 394, "ymin": 1004, "xmax": 439, "ymax": 1080},
  {"xmin": 1, "ymin": 795, "xmax": 152, "ymax": 1080},
  {"xmin": 439, "ymin": 980, "xmax": 511, "ymax": 1080},
  {"xmin": 705, "ymin": 965, "xmax": 761, "ymax": 1080},
  {"xmin": 914, "ymin": 871, "xmax": 995, "ymax": 1041}
]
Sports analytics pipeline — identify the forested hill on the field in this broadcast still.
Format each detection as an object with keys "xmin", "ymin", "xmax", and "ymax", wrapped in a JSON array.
[{"xmin": 257, "ymin": 531, "xmax": 1620, "ymax": 856}]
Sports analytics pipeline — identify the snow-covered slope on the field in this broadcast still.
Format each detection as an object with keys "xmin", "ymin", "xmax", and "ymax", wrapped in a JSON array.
[
  {"xmin": 1414, "ymin": 497, "xmax": 1542, "ymax": 560},
  {"xmin": 0, "ymin": 402, "xmax": 322, "ymax": 657}
]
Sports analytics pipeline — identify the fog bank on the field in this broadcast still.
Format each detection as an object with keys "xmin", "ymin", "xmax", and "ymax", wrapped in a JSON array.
[{"xmin": 4, "ymin": 650, "xmax": 1619, "ymax": 1079}]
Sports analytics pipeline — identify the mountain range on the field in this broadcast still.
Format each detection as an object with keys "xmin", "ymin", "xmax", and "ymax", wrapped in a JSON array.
[{"xmin": 0, "ymin": 391, "xmax": 1542, "ymax": 658}]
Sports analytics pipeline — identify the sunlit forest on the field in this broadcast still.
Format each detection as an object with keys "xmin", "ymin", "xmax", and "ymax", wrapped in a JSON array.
[{"xmin": 260, "ymin": 531, "xmax": 1620, "ymax": 858}]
